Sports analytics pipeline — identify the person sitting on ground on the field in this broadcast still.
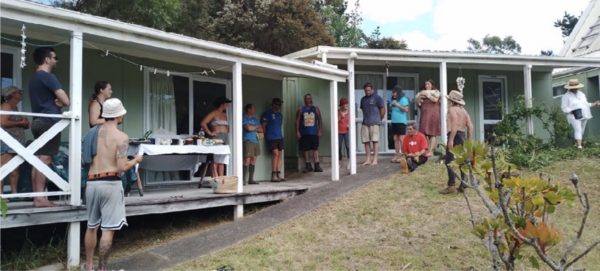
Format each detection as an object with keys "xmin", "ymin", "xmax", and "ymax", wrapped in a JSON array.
[
  {"xmin": 1, "ymin": 86, "xmax": 29, "ymax": 195},
  {"xmin": 83, "ymin": 98, "xmax": 143, "ymax": 271},
  {"xmin": 399, "ymin": 123, "xmax": 428, "ymax": 174}
]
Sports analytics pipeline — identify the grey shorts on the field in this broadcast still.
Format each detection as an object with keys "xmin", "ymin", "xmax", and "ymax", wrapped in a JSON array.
[
  {"xmin": 86, "ymin": 179, "xmax": 128, "ymax": 230},
  {"xmin": 31, "ymin": 118, "xmax": 61, "ymax": 156}
]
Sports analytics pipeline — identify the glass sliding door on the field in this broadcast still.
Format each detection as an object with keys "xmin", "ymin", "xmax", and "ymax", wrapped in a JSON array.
[
  {"xmin": 479, "ymin": 76, "xmax": 507, "ymax": 141},
  {"xmin": 354, "ymin": 72, "xmax": 418, "ymax": 153},
  {"xmin": 385, "ymin": 74, "xmax": 418, "ymax": 151},
  {"xmin": 354, "ymin": 73, "xmax": 385, "ymax": 153}
]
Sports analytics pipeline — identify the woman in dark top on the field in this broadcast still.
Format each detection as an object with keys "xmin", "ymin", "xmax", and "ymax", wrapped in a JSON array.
[{"xmin": 88, "ymin": 81, "xmax": 112, "ymax": 127}]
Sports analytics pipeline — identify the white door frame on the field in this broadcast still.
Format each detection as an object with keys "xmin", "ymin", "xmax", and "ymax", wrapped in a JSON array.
[
  {"xmin": 478, "ymin": 75, "xmax": 508, "ymax": 141},
  {"xmin": 354, "ymin": 71, "xmax": 419, "ymax": 154}
]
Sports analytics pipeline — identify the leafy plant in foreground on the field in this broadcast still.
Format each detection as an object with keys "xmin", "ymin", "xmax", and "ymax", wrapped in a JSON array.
[{"xmin": 449, "ymin": 139, "xmax": 598, "ymax": 270}]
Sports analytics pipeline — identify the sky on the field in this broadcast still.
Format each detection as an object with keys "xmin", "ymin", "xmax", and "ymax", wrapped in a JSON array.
[{"xmin": 347, "ymin": 0, "xmax": 590, "ymax": 55}]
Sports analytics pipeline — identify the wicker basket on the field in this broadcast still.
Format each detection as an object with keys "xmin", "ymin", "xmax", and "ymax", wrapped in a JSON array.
[{"xmin": 211, "ymin": 176, "xmax": 238, "ymax": 194}]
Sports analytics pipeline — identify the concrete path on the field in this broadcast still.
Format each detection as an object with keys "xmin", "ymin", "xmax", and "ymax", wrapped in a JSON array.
[{"xmin": 112, "ymin": 158, "xmax": 399, "ymax": 270}]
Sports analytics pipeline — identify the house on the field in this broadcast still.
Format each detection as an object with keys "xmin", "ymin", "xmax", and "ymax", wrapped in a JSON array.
[
  {"xmin": 285, "ymin": 46, "xmax": 600, "ymax": 158},
  {"xmin": 1, "ymin": 0, "xmax": 347, "ymax": 267},
  {"xmin": 553, "ymin": 0, "xmax": 600, "ymax": 137},
  {"xmin": 2, "ymin": 0, "xmax": 600, "ymax": 268}
]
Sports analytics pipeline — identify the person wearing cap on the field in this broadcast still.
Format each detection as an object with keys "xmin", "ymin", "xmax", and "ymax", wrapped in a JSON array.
[
  {"xmin": 561, "ymin": 79, "xmax": 600, "ymax": 149},
  {"xmin": 338, "ymin": 97, "xmax": 350, "ymax": 170},
  {"xmin": 261, "ymin": 98, "xmax": 285, "ymax": 182},
  {"xmin": 201, "ymin": 96, "xmax": 232, "ymax": 177},
  {"xmin": 1, "ymin": 86, "xmax": 29, "ymax": 195},
  {"xmin": 440, "ymin": 90, "xmax": 473, "ymax": 195},
  {"xmin": 387, "ymin": 86, "xmax": 410, "ymax": 163},
  {"xmin": 360, "ymin": 82, "xmax": 385, "ymax": 166},
  {"xmin": 296, "ymin": 93, "xmax": 323, "ymax": 173},
  {"xmin": 28, "ymin": 47, "xmax": 70, "ymax": 207},
  {"xmin": 83, "ymin": 98, "xmax": 143, "ymax": 271},
  {"xmin": 242, "ymin": 103, "xmax": 262, "ymax": 185}
]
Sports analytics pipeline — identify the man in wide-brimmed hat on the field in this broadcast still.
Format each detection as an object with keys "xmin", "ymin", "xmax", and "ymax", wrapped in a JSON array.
[
  {"xmin": 561, "ymin": 79, "xmax": 600, "ymax": 149},
  {"xmin": 440, "ymin": 90, "xmax": 473, "ymax": 194}
]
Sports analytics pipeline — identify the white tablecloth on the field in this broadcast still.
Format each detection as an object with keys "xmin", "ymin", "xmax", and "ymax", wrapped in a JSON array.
[{"xmin": 131, "ymin": 144, "xmax": 231, "ymax": 172}]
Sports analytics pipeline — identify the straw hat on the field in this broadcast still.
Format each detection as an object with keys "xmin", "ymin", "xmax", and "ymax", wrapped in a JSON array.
[
  {"xmin": 102, "ymin": 98, "xmax": 127, "ymax": 118},
  {"xmin": 1, "ymin": 86, "xmax": 21, "ymax": 97},
  {"xmin": 446, "ymin": 90, "xmax": 465, "ymax": 105},
  {"xmin": 564, "ymin": 79, "xmax": 584, "ymax": 90}
]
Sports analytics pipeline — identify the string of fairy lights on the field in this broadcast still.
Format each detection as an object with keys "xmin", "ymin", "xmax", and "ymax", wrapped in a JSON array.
[{"xmin": 1, "ymin": 24, "xmax": 225, "ymax": 77}]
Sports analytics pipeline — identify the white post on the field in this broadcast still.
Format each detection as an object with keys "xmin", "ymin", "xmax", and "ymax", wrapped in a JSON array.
[
  {"xmin": 232, "ymin": 62, "xmax": 244, "ymax": 220},
  {"xmin": 523, "ymin": 64, "xmax": 534, "ymax": 135},
  {"xmin": 439, "ymin": 62, "xmax": 448, "ymax": 144},
  {"xmin": 347, "ymin": 57, "xmax": 357, "ymax": 175},
  {"xmin": 330, "ymin": 80, "xmax": 339, "ymax": 181},
  {"xmin": 67, "ymin": 30, "xmax": 83, "ymax": 268}
]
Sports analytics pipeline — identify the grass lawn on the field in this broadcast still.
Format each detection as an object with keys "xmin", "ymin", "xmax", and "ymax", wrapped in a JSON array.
[{"xmin": 174, "ymin": 157, "xmax": 600, "ymax": 271}]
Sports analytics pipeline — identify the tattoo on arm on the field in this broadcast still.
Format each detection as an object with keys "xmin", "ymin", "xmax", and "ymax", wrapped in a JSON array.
[{"xmin": 117, "ymin": 141, "xmax": 128, "ymax": 159}]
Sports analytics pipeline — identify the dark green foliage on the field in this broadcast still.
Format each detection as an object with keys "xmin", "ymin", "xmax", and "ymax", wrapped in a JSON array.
[
  {"xmin": 59, "ymin": 0, "xmax": 182, "ymax": 30},
  {"xmin": 467, "ymin": 35, "xmax": 522, "ymax": 55},
  {"xmin": 554, "ymin": 12, "xmax": 580, "ymax": 38},
  {"xmin": 494, "ymin": 96, "xmax": 598, "ymax": 169},
  {"xmin": 364, "ymin": 27, "xmax": 407, "ymax": 49},
  {"xmin": 315, "ymin": 0, "xmax": 365, "ymax": 47}
]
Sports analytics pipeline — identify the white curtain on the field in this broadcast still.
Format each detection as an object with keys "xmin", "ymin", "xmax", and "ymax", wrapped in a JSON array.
[
  {"xmin": 149, "ymin": 74, "xmax": 177, "ymax": 135},
  {"xmin": 147, "ymin": 74, "xmax": 178, "ymax": 182}
]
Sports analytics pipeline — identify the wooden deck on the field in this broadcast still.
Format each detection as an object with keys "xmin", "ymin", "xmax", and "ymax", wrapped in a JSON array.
[{"xmin": 1, "ymin": 177, "xmax": 331, "ymax": 229}]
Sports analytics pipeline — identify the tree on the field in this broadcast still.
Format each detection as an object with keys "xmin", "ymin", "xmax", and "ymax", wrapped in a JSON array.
[
  {"xmin": 554, "ymin": 12, "xmax": 579, "ymax": 38},
  {"xmin": 451, "ymin": 139, "xmax": 599, "ymax": 270},
  {"xmin": 364, "ymin": 27, "xmax": 407, "ymax": 49},
  {"xmin": 57, "ymin": 0, "xmax": 181, "ymax": 31},
  {"xmin": 315, "ymin": 0, "xmax": 365, "ymax": 47},
  {"xmin": 252, "ymin": 0, "xmax": 335, "ymax": 55},
  {"xmin": 467, "ymin": 35, "xmax": 522, "ymax": 55}
]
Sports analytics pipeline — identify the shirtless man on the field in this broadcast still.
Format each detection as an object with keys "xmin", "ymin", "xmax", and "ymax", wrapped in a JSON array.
[
  {"xmin": 440, "ymin": 90, "xmax": 473, "ymax": 194},
  {"xmin": 83, "ymin": 98, "xmax": 143, "ymax": 271}
]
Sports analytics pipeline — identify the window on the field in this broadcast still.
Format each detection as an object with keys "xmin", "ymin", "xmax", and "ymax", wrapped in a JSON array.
[
  {"xmin": 552, "ymin": 84, "xmax": 565, "ymax": 98},
  {"xmin": 1, "ymin": 46, "xmax": 22, "ymax": 89},
  {"xmin": 479, "ymin": 76, "xmax": 507, "ymax": 141}
]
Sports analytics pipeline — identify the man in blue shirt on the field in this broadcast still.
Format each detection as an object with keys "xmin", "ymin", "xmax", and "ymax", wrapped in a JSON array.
[
  {"xmin": 243, "ymin": 103, "xmax": 262, "ymax": 185},
  {"xmin": 29, "ymin": 47, "xmax": 70, "ymax": 207},
  {"xmin": 295, "ymin": 94, "xmax": 323, "ymax": 173},
  {"xmin": 261, "ymin": 98, "xmax": 285, "ymax": 182},
  {"xmin": 360, "ymin": 82, "xmax": 385, "ymax": 165}
]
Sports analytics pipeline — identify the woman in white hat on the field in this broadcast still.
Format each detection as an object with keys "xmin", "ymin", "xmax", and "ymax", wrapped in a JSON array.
[
  {"xmin": 1, "ymin": 86, "xmax": 30, "ymax": 195},
  {"xmin": 561, "ymin": 79, "xmax": 600, "ymax": 149}
]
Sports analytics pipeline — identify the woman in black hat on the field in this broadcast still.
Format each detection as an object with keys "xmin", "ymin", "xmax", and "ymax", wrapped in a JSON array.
[{"xmin": 201, "ymin": 96, "xmax": 232, "ymax": 177}]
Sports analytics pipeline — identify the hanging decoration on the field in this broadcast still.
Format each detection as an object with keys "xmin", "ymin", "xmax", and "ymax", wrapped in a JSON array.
[
  {"xmin": 1, "ymin": 33, "xmax": 220, "ymax": 78},
  {"xmin": 456, "ymin": 66, "xmax": 465, "ymax": 92},
  {"xmin": 385, "ymin": 62, "xmax": 390, "ymax": 77},
  {"xmin": 20, "ymin": 24, "xmax": 27, "ymax": 69},
  {"xmin": 457, "ymin": 77, "xmax": 465, "ymax": 92}
]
